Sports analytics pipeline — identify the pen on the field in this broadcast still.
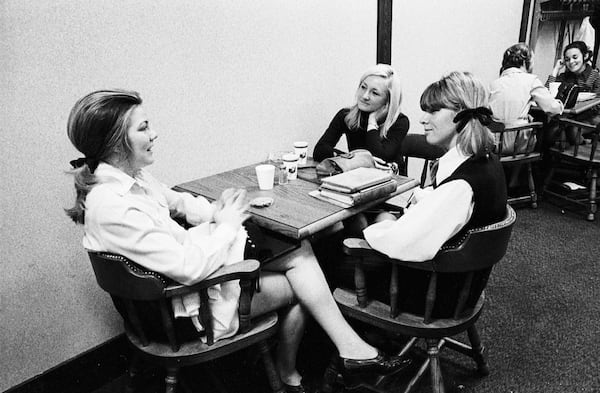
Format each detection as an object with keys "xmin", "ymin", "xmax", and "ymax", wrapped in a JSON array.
[{"xmin": 405, "ymin": 192, "xmax": 416, "ymax": 209}]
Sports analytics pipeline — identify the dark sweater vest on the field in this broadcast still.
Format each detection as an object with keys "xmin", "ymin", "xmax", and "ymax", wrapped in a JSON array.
[
  {"xmin": 437, "ymin": 154, "xmax": 507, "ymax": 240},
  {"xmin": 393, "ymin": 153, "xmax": 508, "ymax": 317}
]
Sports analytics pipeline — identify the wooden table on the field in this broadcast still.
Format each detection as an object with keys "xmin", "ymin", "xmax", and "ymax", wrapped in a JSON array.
[{"xmin": 174, "ymin": 162, "xmax": 418, "ymax": 240}]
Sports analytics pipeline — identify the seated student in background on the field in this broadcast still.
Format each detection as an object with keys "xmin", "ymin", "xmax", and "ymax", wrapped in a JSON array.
[
  {"xmin": 313, "ymin": 64, "xmax": 409, "ymax": 174},
  {"xmin": 490, "ymin": 43, "xmax": 563, "ymax": 154},
  {"xmin": 490, "ymin": 43, "xmax": 563, "ymax": 188},
  {"xmin": 65, "ymin": 90, "xmax": 410, "ymax": 393},
  {"xmin": 364, "ymin": 71, "xmax": 507, "ymax": 263},
  {"xmin": 546, "ymin": 40, "xmax": 600, "ymax": 144}
]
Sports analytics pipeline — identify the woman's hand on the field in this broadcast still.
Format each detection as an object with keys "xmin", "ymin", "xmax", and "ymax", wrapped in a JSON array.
[
  {"xmin": 213, "ymin": 188, "xmax": 250, "ymax": 230},
  {"xmin": 372, "ymin": 103, "xmax": 389, "ymax": 123},
  {"xmin": 552, "ymin": 59, "xmax": 564, "ymax": 77},
  {"xmin": 367, "ymin": 104, "xmax": 389, "ymax": 130}
]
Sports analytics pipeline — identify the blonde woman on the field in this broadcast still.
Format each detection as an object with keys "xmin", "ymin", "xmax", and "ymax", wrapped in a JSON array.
[{"xmin": 313, "ymin": 64, "xmax": 409, "ymax": 173}]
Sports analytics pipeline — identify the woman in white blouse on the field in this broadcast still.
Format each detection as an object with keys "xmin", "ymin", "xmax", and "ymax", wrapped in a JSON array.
[{"xmin": 65, "ymin": 89, "xmax": 410, "ymax": 392}]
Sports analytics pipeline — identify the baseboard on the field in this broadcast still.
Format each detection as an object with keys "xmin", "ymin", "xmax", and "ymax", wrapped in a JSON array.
[{"xmin": 4, "ymin": 334, "xmax": 130, "ymax": 393}]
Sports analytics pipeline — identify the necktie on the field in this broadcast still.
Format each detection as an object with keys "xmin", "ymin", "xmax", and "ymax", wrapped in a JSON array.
[{"xmin": 429, "ymin": 159, "xmax": 439, "ymax": 188}]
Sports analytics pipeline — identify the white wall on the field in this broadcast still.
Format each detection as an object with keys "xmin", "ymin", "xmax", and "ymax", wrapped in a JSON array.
[
  {"xmin": 0, "ymin": 0, "xmax": 525, "ymax": 390},
  {"xmin": 392, "ymin": 0, "xmax": 524, "ymax": 142},
  {"xmin": 0, "ymin": 1, "xmax": 374, "ymax": 390}
]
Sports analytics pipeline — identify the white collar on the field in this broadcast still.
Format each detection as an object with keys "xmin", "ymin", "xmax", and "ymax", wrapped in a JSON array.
[
  {"xmin": 436, "ymin": 146, "xmax": 470, "ymax": 184},
  {"xmin": 94, "ymin": 162, "xmax": 142, "ymax": 196},
  {"xmin": 500, "ymin": 67, "xmax": 527, "ymax": 77}
]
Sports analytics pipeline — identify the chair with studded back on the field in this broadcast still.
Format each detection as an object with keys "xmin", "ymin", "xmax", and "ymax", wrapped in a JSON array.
[
  {"xmin": 320, "ymin": 205, "xmax": 515, "ymax": 393},
  {"xmin": 543, "ymin": 117, "xmax": 600, "ymax": 221},
  {"xmin": 492, "ymin": 121, "xmax": 545, "ymax": 208},
  {"xmin": 88, "ymin": 251, "xmax": 283, "ymax": 393}
]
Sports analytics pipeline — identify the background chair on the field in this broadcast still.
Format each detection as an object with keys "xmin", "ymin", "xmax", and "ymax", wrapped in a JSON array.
[
  {"xmin": 321, "ymin": 205, "xmax": 516, "ymax": 393},
  {"xmin": 88, "ymin": 252, "xmax": 283, "ymax": 393},
  {"xmin": 492, "ymin": 121, "xmax": 545, "ymax": 208},
  {"xmin": 543, "ymin": 118, "xmax": 600, "ymax": 221}
]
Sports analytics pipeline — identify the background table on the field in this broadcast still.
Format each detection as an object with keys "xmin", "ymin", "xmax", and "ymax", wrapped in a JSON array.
[
  {"xmin": 562, "ymin": 97, "xmax": 600, "ymax": 116},
  {"xmin": 174, "ymin": 163, "xmax": 418, "ymax": 240}
]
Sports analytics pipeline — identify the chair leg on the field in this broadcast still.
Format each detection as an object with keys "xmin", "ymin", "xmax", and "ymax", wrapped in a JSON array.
[
  {"xmin": 125, "ymin": 352, "xmax": 141, "ymax": 393},
  {"xmin": 319, "ymin": 354, "xmax": 341, "ymax": 393},
  {"xmin": 258, "ymin": 340, "xmax": 285, "ymax": 393},
  {"xmin": 527, "ymin": 164, "xmax": 538, "ymax": 208},
  {"xmin": 165, "ymin": 367, "xmax": 178, "ymax": 393},
  {"xmin": 587, "ymin": 169, "xmax": 597, "ymax": 221},
  {"xmin": 467, "ymin": 326, "xmax": 489, "ymax": 376},
  {"xmin": 426, "ymin": 339, "xmax": 445, "ymax": 393},
  {"xmin": 542, "ymin": 164, "xmax": 555, "ymax": 195}
]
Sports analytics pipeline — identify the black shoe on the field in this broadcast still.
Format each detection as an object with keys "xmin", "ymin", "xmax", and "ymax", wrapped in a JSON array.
[
  {"xmin": 339, "ymin": 352, "xmax": 411, "ymax": 375},
  {"xmin": 283, "ymin": 381, "xmax": 308, "ymax": 393}
]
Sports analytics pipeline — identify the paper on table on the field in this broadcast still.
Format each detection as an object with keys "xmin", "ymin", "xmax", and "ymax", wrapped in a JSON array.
[
  {"xmin": 577, "ymin": 92, "xmax": 596, "ymax": 102},
  {"xmin": 563, "ymin": 181, "xmax": 586, "ymax": 191}
]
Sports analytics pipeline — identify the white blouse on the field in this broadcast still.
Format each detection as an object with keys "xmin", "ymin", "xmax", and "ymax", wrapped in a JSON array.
[
  {"xmin": 363, "ymin": 146, "xmax": 474, "ymax": 261},
  {"xmin": 83, "ymin": 162, "xmax": 242, "ymax": 286}
]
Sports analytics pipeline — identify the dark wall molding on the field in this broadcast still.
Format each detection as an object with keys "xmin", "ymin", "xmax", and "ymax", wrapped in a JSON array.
[
  {"xmin": 377, "ymin": 0, "xmax": 393, "ymax": 64},
  {"xmin": 4, "ymin": 335, "xmax": 129, "ymax": 393}
]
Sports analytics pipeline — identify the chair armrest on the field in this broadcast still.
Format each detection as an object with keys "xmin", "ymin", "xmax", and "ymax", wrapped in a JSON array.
[
  {"xmin": 503, "ymin": 121, "xmax": 544, "ymax": 132},
  {"xmin": 342, "ymin": 238, "xmax": 377, "ymax": 256},
  {"xmin": 164, "ymin": 259, "xmax": 261, "ymax": 297},
  {"xmin": 342, "ymin": 238, "xmax": 436, "ymax": 271}
]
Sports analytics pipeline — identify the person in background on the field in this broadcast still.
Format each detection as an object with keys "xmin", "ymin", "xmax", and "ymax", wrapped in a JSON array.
[
  {"xmin": 546, "ymin": 40, "xmax": 600, "ymax": 144},
  {"xmin": 65, "ymin": 89, "xmax": 410, "ymax": 393},
  {"xmin": 313, "ymin": 64, "xmax": 409, "ymax": 174},
  {"xmin": 490, "ymin": 42, "xmax": 563, "ymax": 153},
  {"xmin": 489, "ymin": 43, "xmax": 563, "ymax": 188},
  {"xmin": 360, "ymin": 72, "xmax": 507, "ymax": 313}
]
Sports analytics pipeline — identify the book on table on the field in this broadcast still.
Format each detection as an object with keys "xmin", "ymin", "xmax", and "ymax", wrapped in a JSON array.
[
  {"xmin": 310, "ymin": 167, "xmax": 419, "ymax": 207},
  {"xmin": 320, "ymin": 167, "xmax": 393, "ymax": 193},
  {"xmin": 319, "ymin": 179, "xmax": 398, "ymax": 206}
]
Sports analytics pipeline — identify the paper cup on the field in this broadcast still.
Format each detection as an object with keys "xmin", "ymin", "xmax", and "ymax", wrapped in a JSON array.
[
  {"xmin": 255, "ymin": 164, "xmax": 275, "ymax": 190},
  {"xmin": 549, "ymin": 82, "xmax": 561, "ymax": 98},
  {"xmin": 293, "ymin": 141, "xmax": 308, "ymax": 165},
  {"xmin": 282, "ymin": 153, "xmax": 299, "ymax": 180}
]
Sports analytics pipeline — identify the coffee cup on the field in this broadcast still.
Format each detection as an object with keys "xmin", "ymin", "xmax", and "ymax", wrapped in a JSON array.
[
  {"xmin": 282, "ymin": 153, "xmax": 299, "ymax": 180},
  {"xmin": 293, "ymin": 141, "xmax": 308, "ymax": 165},
  {"xmin": 255, "ymin": 164, "xmax": 275, "ymax": 190}
]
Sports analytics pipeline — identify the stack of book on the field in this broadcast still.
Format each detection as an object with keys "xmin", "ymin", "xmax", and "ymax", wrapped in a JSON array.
[{"xmin": 311, "ymin": 167, "xmax": 398, "ymax": 207}]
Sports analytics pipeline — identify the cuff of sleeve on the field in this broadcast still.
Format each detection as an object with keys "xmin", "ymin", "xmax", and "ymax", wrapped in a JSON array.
[{"xmin": 212, "ymin": 223, "xmax": 240, "ymax": 244}]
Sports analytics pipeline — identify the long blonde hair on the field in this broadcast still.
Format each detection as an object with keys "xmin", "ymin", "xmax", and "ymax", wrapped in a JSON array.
[{"xmin": 344, "ymin": 64, "xmax": 403, "ymax": 138}]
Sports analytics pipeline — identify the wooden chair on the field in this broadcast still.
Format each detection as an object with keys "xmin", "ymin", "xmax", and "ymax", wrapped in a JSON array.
[
  {"xmin": 322, "ymin": 205, "xmax": 516, "ymax": 393},
  {"xmin": 542, "ymin": 118, "xmax": 600, "ymax": 221},
  {"xmin": 492, "ymin": 121, "xmax": 545, "ymax": 208},
  {"xmin": 88, "ymin": 252, "xmax": 283, "ymax": 393}
]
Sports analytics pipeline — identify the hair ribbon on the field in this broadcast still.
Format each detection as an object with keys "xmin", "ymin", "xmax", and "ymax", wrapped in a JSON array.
[
  {"xmin": 70, "ymin": 157, "xmax": 100, "ymax": 173},
  {"xmin": 453, "ymin": 107, "xmax": 494, "ymax": 133}
]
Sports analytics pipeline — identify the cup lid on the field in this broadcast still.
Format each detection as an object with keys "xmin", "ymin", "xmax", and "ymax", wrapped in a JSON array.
[
  {"xmin": 293, "ymin": 141, "xmax": 308, "ymax": 148},
  {"xmin": 282, "ymin": 153, "xmax": 299, "ymax": 161}
]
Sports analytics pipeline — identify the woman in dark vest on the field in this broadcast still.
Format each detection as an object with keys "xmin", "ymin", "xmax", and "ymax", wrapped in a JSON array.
[{"xmin": 362, "ymin": 71, "xmax": 507, "ymax": 316}]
